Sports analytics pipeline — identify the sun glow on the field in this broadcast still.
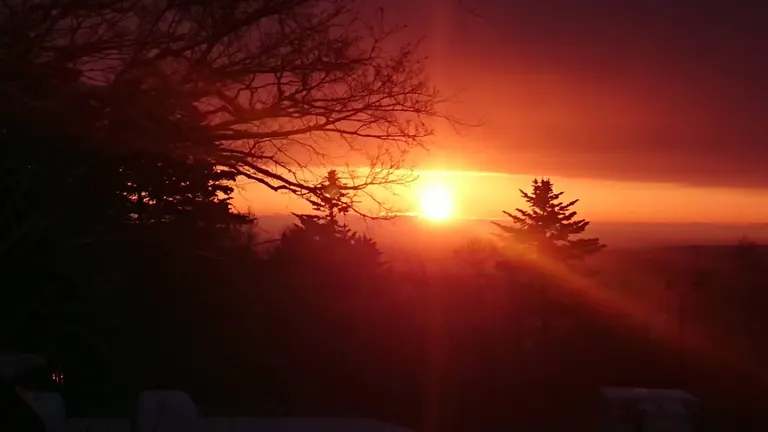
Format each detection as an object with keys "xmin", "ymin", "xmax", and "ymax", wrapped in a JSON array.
[{"xmin": 418, "ymin": 183, "xmax": 454, "ymax": 221}]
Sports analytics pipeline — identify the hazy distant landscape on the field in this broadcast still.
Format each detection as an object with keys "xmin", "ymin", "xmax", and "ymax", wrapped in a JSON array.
[{"xmin": 255, "ymin": 214, "xmax": 768, "ymax": 250}]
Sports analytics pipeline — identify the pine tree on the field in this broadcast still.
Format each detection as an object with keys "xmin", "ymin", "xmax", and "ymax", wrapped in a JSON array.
[
  {"xmin": 310, "ymin": 170, "xmax": 355, "ymax": 223},
  {"xmin": 271, "ymin": 170, "xmax": 382, "ymax": 272},
  {"xmin": 493, "ymin": 178, "xmax": 605, "ymax": 261}
]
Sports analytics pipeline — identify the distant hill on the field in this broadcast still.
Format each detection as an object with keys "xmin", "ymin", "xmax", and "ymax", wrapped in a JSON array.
[{"xmin": 251, "ymin": 214, "xmax": 768, "ymax": 251}]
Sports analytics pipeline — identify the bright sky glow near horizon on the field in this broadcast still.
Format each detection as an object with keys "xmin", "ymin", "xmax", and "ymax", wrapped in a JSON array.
[
  {"xmin": 233, "ymin": 0, "xmax": 768, "ymax": 224},
  {"xmin": 232, "ymin": 169, "xmax": 768, "ymax": 224}
]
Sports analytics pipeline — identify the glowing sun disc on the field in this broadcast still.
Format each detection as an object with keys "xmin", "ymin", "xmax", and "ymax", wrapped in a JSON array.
[{"xmin": 419, "ymin": 184, "xmax": 454, "ymax": 221}]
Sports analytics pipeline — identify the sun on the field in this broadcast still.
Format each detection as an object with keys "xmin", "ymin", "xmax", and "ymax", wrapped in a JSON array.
[{"xmin": 418, "ymin": 183, "xmax": 454, "ymax": 221}]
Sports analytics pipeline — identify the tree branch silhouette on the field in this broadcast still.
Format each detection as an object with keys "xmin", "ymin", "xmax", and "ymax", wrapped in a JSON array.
[{"xmin": 1, "ymin": 0, "xmax": 451, "ymax": 217}]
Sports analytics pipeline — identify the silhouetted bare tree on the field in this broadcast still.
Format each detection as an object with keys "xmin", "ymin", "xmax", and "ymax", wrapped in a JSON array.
[
  {"xmin": 0, "ymin": 0, "xmax": 448, "ymax": 217},
  {"xmin": 493, "ymin": 178, "xmax": 605, "ymax": 261}
]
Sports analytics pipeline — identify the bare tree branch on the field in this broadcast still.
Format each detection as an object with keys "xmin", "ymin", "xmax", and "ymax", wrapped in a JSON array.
[{"xmin": 1, "ymin": 0, "xmax": 457, "ymax": 216}]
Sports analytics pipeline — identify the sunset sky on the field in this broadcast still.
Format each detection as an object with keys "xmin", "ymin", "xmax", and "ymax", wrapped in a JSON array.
[{"xmin": 236, "ymin": 0, "xmax": 768, "ymax": 223}]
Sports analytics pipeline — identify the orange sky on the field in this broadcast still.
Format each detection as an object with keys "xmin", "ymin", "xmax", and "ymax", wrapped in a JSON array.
[
  {"xmin": 233, "ymin": 170, "xmax": 768, "ymax": 223},
  {"xmin": 236, "ymin": 0, "xmax": 768, "ymax": 223}
]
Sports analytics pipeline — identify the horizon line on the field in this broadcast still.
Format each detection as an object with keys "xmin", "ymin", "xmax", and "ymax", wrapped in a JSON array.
[{"xmin": 251, "ymin": 213, "xmax": 768, "ymax": 225}]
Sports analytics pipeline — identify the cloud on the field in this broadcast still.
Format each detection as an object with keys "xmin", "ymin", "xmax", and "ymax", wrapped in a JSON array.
[{"xmin": 394, "ymin": 0, "xmax": 768, "ymax": 188}]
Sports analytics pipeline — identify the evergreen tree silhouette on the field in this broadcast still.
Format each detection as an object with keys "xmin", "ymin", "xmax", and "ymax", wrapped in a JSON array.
[
  {"xmin": 271, "ymin": 170, "xmax": 382, "ymax": 273},
  {"xmin": 493, "ymin": 178, "xmax": 605, "ymax": 261}
]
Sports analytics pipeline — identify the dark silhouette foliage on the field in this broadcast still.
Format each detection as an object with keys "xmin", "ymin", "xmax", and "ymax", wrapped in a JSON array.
[
  {"xmin": 0, "ymin": 47, "xmax": 255, "ymax": 412},
  {"xmin": 270, "ymin": 170, "xmax": 384, "ymax": 279},
  {"xmin": 0, "ymin": 0, "xmax": 450, "ymax": 216},
  {"xmin": 494, "ymin": 178, "xmax": 605, "ymax": 261},
  {"xmin": 274, "ymin": 214, "xmax": 381, "ymax": 270}
]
